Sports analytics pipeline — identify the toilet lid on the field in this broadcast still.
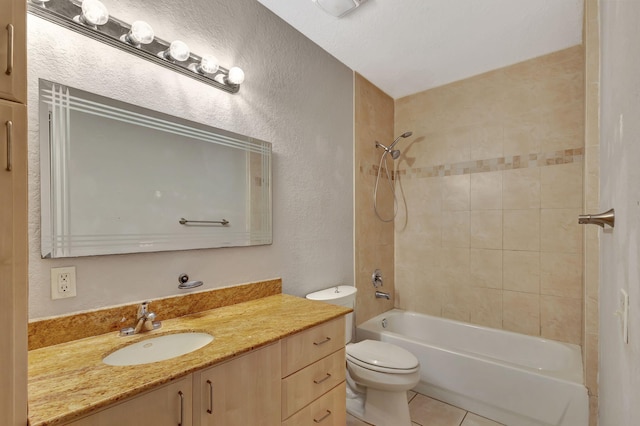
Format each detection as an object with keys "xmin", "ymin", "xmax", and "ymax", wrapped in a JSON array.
[{"xmin": 346, "ymin": 340, "xmax": 419, "ymax": 372}]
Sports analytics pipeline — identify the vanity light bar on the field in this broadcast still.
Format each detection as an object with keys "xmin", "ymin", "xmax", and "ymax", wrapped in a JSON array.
[{"xmin": 27, "ymin": 0, "xmax": 244, "ymax": 94}]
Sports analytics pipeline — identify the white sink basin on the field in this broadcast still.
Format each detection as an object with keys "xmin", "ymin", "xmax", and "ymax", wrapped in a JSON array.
[{"xmin": 103, "ymin": 332, "xmax": 214, "ymax": 366}]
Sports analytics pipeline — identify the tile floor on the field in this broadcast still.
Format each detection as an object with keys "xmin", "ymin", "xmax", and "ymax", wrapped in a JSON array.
[{"xmin": 346, "ymin": 391, "xmax": 504, "ymax": 426}]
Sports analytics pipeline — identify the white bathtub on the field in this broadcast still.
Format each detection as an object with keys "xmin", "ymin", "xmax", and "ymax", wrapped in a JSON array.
[{"xmin": 356, "ymin": 309, "xmax": 588, "ymax": 426}]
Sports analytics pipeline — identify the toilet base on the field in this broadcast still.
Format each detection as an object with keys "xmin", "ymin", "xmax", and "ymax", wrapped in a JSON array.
[{"xmin": 346, "ymin": 383, "xmax": 412, "ymax": 426}]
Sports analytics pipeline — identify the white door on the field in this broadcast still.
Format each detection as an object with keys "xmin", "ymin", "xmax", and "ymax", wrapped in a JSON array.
[{"xmin": 598, "ymin": 1, "xmax": 640, "ymax": 425}]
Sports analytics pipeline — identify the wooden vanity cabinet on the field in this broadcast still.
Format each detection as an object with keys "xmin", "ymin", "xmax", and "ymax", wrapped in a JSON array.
[
  {"xmin": 65, "ymin": 375, "xmax": 193, "ymax": 426},
  {"xmin": 192, "ymin": 342, "xmax": 281, "ymax": 426},
  {"xmin": 58, "ymin": 315, "xmax": 347, "ymax": 426},
  {"xmin": 281, "ymin": 316, "xmax": 346, "ymax": 425}
]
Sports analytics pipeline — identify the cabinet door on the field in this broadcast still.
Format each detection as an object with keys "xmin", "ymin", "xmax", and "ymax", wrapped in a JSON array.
[
  {"xmin": 65, "ymin": 375, "xmax": 193, "ymax": 426},
  {"xmin": 0, "ymin": 99, "xmax": 27, "ymax": 426},
  {"xmin": 194, "ymin": 343, "xmax": 281, "ymax": 426},
  {"xmin": 0, "ymin": 0, "xmax": 26, "ymax": 104}
]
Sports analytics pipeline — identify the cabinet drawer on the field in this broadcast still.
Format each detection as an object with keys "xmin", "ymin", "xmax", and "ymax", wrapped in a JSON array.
[
  {"xmin": 281, "ymin": 316, "xmax": 344, "ymax": 377},
  {"xmin": 282, "ymin": 382, "xmax": 346, "ymax": 426},
  {"xmin": 281, "ymin": 348, "xmax": 345, "ymax": 419}
]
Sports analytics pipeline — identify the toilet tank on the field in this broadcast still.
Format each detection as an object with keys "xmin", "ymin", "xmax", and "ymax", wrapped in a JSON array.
[{"xmin": 306, "ymin": 285, "xmax": 356, "ymax": 344}]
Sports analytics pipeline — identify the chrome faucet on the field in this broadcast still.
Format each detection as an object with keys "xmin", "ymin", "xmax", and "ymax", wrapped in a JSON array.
[
  {"xmin": 120, "ymin": 301, "xmax": 162, "ymax": 336},
  {"xmin": 375, "ymin": 291, "xmax": 391, "ymax": 300}
]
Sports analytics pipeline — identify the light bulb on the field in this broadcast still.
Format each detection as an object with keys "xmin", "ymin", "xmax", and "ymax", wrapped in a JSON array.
[
  {"xmin": 124, "ymin": 21, "xmax": 154, "ymax": 46},
  {"xmin": 80, "ymin": 0, "xmax": 109, "ymax": 26},
  {"xmin": 226, "ymin": 67, "xmax": 245, "ymax": 85},
  {"xmin": 197, "ymin": 55, "xmax": 219, "ymax": 74},
  {"xmin": 161, "ymin": 40, "xmax": 190, "ymax": 62}
]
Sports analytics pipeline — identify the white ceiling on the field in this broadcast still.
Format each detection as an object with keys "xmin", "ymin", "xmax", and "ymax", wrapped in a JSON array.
[{"xmin": 256, "ymin": 0, "xmax": 584, "ymax": 99}]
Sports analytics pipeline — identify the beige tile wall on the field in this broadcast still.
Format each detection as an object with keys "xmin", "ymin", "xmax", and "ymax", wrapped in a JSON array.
[
  {"xmin": 583, "ymin": 0, "xmax": 600, "ymax": 423},
  {"xmin": 394, "ymin": 46, "xmax": 585, "ymax": 345},
  {"xmin": 354, "ymin": 73, "xmax": 395, "ymax": 324}
]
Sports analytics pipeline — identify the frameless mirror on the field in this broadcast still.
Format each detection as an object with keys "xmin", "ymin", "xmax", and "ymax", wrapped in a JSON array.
[{"xmin": 39, "ymin": 79, "xmax": 272, "ymax": 258}]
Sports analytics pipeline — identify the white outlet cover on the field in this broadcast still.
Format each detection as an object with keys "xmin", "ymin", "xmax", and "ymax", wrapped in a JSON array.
[{"xmin": 51, "ymin": 266, "xmax": 77, "ymax": 299}]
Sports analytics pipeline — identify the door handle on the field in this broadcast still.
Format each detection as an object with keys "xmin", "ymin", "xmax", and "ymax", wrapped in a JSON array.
[
  {"xmin": 578, "ymin": 208, "xmax": 615, "ymax": 228},
  {"xmin": 5, "ymin": 24, "xmax": 14, "ymax": 75},
  {"xmin": 5, "ymin": 120, "xmax": 12, "ymax": 171}
]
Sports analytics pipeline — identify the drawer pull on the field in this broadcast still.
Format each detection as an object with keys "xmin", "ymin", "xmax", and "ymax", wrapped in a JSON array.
[
  {"xmin": 5, "ymin": 120, "xmax": 12, "ymax": 171},
  {"xmin": 178, "ymin": 390, "xmax": 184, "ymax": 426},
  {"xmin": 313, "ymin": 409, "xmax": 332, "ymax": 423},
  {"xmin": 313, "ymin": 336, "xmax": 331, "ymax": 346},
  {"xmin": 5, "ymin": 24, "xmax": 13, "ymax": 75},
  {"xmin": 313, "ymin": 373, "xmax": 332, "ymax": 384},
  {"xmin": 206, "ymin": 380, "xmax": 213, "ymax": 414}
]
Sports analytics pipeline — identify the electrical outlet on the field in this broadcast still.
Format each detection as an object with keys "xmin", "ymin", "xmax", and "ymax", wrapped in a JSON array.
[{"xmin": 51, "ymin": 266, "xmax": 77, "ymax": 299}]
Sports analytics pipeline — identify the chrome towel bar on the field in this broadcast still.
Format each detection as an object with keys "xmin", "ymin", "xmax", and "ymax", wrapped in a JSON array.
[{"xmin": 179, "ymin": 218, "xmax": 229, "ymax": 226}]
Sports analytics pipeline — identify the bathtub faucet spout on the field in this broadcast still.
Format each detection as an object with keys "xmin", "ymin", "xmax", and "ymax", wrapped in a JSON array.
[{"xmin": 375, "ymin": 291, "xmax": 390, "ymax": 300}]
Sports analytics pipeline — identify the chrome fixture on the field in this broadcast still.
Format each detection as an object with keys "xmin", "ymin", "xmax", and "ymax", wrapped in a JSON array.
[
  {"xmin": 74, "ymin": 0, "xmax": 109, "ymax": 27},
  {"xmin": 578, "ymin": 208, "xmax": 615, "ymax": 228},
  {"xmin": 27, "ymin": 0, "xmax": 245, "ymax": 94},
  {"xmin": 121, "ymin": 20, "xmax": 154, "ymax": 47},
  {"xmin": 373, "ymin": 131, "xmax": 413, "ymax": 222},
  {"xmin": 372, "ymin": 269, "xmax": 383, "ymax": 288},
  {"xmin": 375, "ymin": 291, "xmax": 390, "ymax": 300},
  {"xmin": 179, "ymin": 218, "xmax": 230, "ymax": 226},
  {"xmin": 119, "ymin": 301, "xmax": 162, "ymax": 336},
  {"xmin": 375, "ymin": 131, "xmax": 413, "ymax": 160},
  {"xmin": 178, "ymin": 273, "xmax": 204, "ymax": 290}
]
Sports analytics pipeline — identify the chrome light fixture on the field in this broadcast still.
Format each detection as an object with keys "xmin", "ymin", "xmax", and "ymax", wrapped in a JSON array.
[
  {"xmin": 28, "ymin": 0, "xmax": 245, "ymax": 93},
  {"xmin": 78, "ymin": 0, "xmax": 109, "ymax": 26},
  {"xmin": 121, "ymin": 20, "xmax": 154, "ymax": 46},
  {"xmin": 159, "ymin": 40, "xmax": 190, "ymax": 62}
]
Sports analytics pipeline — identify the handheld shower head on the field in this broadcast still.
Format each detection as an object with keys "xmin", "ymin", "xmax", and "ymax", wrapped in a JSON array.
[
  {"xmin": 375, "ymin": 131, "xmax": 412, "ymax": 160},
  {"xmin": 388, "ymin": 131, "xmax": 413, "ymax": 150}
]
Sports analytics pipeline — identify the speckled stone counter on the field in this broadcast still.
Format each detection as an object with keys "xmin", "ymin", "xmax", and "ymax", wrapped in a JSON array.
[{"xmin": 28, "ymin": 294, "xmax": 351, "ymax": 426}]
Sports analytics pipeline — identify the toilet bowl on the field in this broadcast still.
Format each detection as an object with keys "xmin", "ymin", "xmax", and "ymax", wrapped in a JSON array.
[
  {"xmin": 306, "ymin": 286, "xmax": 420, "ymax": 426},
  {"xmin": 346, "ymin": 340, "xmax": 420, "ymax": 425}
]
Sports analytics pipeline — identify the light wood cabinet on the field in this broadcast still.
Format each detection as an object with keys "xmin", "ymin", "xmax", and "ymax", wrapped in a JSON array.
[
  {"xmin": 0, "ymin": 1, "xmax": 28, "ymax": 423},
  {"xmin": 58, "ymin": 315, "xmax": 347, "ymax": 426},
  {"xmin": 282, "ymin": 382, "xmax": 346, "ymax": 426},
  {"xmin": 0, "ymin": 0, "xmax": 27, "ymax": 104},
  {"xmin": 193, "ymin": 342, "xmax": 281, "ymax": 426},
  {"xmin": 282, "ymin": 348, "xmax": 345, "ymax": 418},
  {"xmin": 281, "ymin": 316, "xmax": 346, "ymax": 425},
  {"xmin": 65, "ymin": 375, "xmax": 193, "ymax": 426},
  {"xmin": 281, "ymin": 316, "xmax": 345, "ymax": 377}
]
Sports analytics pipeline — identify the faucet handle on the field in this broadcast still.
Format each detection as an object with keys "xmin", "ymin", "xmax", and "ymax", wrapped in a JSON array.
[{"xmin": 137, "ymin": 301, "xmax": 150, "ymax": 318}]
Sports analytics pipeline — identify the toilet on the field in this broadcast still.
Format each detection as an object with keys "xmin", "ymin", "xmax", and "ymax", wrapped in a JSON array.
[{"xmin": 306, "ymin": 286, "xmax": 420, "ymax": 426}]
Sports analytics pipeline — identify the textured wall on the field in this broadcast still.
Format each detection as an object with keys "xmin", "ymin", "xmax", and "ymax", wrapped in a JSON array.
[
  {"xmin": 394, "ymin": 46, "xmax": 585, "ymax": 344},
  {"xmin": 599, "ymin": 0, "xmax": 640, "ymax": 425},
  {"xmin": 354, "ymin": 74, "xmax": 395, "ymax": 325},
  {"xmin": 27, "ymin": 0, "xmax": 354, "ymax": 318}
]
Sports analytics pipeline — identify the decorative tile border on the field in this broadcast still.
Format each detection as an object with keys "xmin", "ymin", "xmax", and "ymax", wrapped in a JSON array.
[
  {"xmin": 28, "ymin": 278, "xmax": 282, "ymax": 350},
  {"xmin": 364, "ymin": 148, "xmax": 584, "ymax": 179}
]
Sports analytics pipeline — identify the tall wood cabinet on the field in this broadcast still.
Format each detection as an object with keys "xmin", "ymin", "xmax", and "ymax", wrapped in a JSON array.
[{"xmin": 0, "ymin": 0, "xmax": 28, "ymax": 425}]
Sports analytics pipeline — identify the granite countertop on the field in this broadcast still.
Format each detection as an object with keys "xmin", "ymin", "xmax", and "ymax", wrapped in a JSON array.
[{"xmin": 28, "ymin": 294, "xmax": 350, "ymax": 426}]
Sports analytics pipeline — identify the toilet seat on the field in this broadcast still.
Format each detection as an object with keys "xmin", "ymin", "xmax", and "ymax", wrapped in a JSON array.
[{"xmin": 346, "ymin": 340, "xmax": 419, "ymax": 374}]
